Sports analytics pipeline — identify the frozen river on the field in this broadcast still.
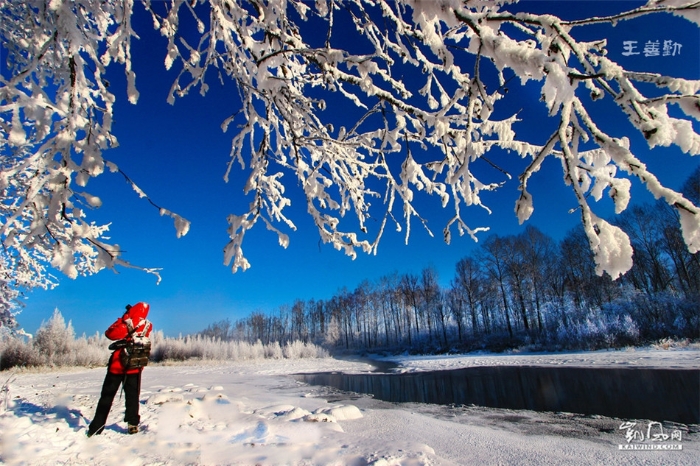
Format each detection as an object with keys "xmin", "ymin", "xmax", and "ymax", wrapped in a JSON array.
[{"xmin": 298, "ymin": 365, "xmax": 700, "ymax": 424}]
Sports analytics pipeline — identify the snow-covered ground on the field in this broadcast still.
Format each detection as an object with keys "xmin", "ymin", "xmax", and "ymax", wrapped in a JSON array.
[{"xmin": 1, "ymin": 348, "xmax": 698, "ymax": 465}]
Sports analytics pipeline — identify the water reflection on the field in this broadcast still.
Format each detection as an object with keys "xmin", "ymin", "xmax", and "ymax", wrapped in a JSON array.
[{"xmin": 298, "ymin": 366, "xmax": 699, "ymax": 424}]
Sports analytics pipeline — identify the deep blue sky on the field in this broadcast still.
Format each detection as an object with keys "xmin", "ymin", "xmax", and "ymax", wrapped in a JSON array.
[{"xmin": 16, "ymin": 1, "xmax": 699, "ymax": 336}]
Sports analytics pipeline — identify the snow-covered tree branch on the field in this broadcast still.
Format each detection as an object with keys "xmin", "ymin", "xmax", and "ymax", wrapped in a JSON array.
[
  {"xmin": 0, "ymin": 0, "xmax": 189, "ymax": 309},
  {"xmin": 1, "ymin": 0, "xmax": 699, "ymax": 308}
]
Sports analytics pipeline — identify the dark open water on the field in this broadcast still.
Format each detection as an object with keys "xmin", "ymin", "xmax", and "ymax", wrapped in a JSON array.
[{"xmin": 297, "ymin": 366, "xmax": 699, "ymax": 424}]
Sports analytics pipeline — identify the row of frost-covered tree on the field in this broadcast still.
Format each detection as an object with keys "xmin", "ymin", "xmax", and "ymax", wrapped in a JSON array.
[{"xmin": 215, "ymin": 168, "xmax": 699, "ymax": 353}]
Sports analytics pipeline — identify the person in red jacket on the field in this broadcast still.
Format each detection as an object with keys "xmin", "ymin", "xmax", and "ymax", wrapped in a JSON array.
[{"xmin": 88, "ymin": 302, "xmax": 152, "ymax": 437}]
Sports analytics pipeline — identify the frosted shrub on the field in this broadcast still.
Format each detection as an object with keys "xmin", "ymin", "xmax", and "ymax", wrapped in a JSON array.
[
  {"xmin": 150, "ymin": 336, "xmax": 328, "ymax": 363},
  {"xmin": 585, "ymin": 318, "xmax": 603, "ymax": 345},
  {"xmin": 651, "ymin": 337, "xmax": 698, "ymax": 350},
  {"xmin": 603, "ymin": 292, "xmax": 698, "ymax": 341},
  {"xmin": 68, "ymin": 334, "xmax": 110, "ymax": 367},
  {"xmin": 199, "ymin": 336, "xmax": 223, "ymax": 360},
  {"xmin": 151, "ymin": 330, "xmax": 166, "ymax": 348},
  {"xmin": 251, "ymin": 340, "xmax": 265, "ymax": 360},
  {"xmin": 0, "ymin": 336, "xmax": 40, "ymax": 370},
  {"xmin": 265, "ymin": 341, "xmax": 283, "ymax": 359},
  {"xmin": 550, "ymin": 310, "xmax": 642, "ymax": 350},
  {"xmin": 555, "ymin": 324, "xmax": 570, "ymax": 347},
  {"xmin": 151, "ymin": 336, "xmax": 203, "ymax": 362},
  {"xmin": 226, "ymin": 340, "xmax": 240, "ymax": 361},
  {"xmin": 672, "ymin": 297, "xmax": 700, "ymax": 339},
  {"xmin": 33, "ymin": 309, "xmax": 75, "ymax": 365},
  {"xmin": 1, "ymin": 313, "xmax": 111, "ymax": 370},
  {"xmin": 230, "ymin": 340, "xmax": 263, "ymax": 360},
  {"xmin": 619, "ymin": 315, "xmax": 640, "ymax": 343},
  {"xmin": 283, "ymin": 341, "xmax": 329, "ymax": 359},
  {"xmin": 310, "ymin": 343, "xmax": 329, "ymax": 359},
  {"xmin": 283, "ymin": 341, "xmax": 304, "ymax": 359},
  {"xmin": 232, "ymin": 340, "xmax": 249, "ymax": 360}
]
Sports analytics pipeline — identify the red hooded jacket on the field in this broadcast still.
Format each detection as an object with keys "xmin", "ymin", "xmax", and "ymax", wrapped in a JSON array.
[{"xmin": 106, "ymin": 302, "xmax": 152, "ymax": 375}]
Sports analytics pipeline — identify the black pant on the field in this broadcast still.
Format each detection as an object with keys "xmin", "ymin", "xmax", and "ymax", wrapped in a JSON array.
[{"xmin": 88, "ymin": 371, "xmax": 141, "ymax": 436}]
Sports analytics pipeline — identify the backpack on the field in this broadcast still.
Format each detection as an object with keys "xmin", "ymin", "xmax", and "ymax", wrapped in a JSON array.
[
  {"xmin": 109, "ymin": 319, "xmax": 152, "ymax": 370},
  {"xmin": 120, "ymin": 335, "xmax": 152, "ymax": 370}
]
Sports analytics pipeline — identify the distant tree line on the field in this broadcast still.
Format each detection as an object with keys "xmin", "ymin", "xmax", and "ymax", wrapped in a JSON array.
[{"xmin": 203, "ymin": 168, "xmax": 699, "ymax": 353}]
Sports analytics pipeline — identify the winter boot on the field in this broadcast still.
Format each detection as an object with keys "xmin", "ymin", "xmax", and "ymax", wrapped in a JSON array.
[{"xmin": 128, "ymin": 424, "xmax": 138, "ymax": 434}]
